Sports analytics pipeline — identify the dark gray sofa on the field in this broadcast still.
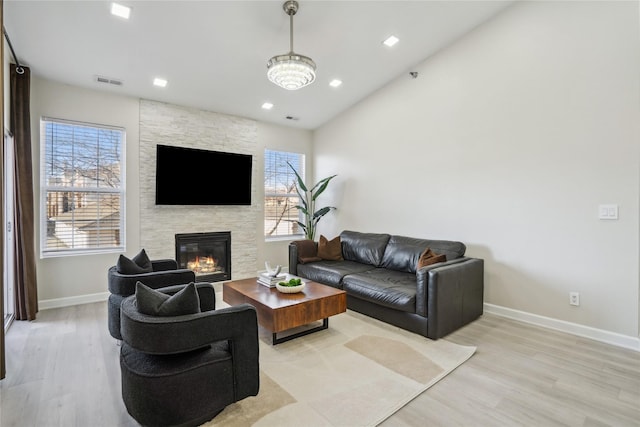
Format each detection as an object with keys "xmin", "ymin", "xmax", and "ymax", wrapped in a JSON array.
[{"xmin": 289, "ymin": 230, "xmax": 484, "ymax": 339}]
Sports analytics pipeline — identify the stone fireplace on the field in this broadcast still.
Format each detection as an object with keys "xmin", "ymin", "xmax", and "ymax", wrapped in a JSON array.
[
  {"xmin": 175, "ymin": 232, "xmax": 231, "ymax": 283},
  {"xmin": 139, "ymin": 100, "xmax": 258, "ymax": 281}
]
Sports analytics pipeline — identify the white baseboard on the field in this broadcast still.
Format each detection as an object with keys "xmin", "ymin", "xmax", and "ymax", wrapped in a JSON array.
[
  {"xmin": 484, "ymin": 303, "xmax": 640, "ymax": 352},
  {"xmin": 39, "ymin": 292, "xmax": 109, "ymax": 310}
]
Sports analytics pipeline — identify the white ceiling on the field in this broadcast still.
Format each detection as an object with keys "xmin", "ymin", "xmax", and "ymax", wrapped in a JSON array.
[{"xmin": 4, "ymin": 0, "xmax": 514, "ymax": 130}]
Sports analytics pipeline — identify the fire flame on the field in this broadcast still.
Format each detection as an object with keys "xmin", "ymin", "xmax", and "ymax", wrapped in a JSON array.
[{"xmin": 187, "ymin": 256, "xmax": 220, "ymax": 274}]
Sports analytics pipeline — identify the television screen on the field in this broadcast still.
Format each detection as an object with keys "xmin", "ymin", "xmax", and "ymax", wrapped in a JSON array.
[{"xmin": 155, "ymin": 144, "xmax": 252, "ymax": 205}]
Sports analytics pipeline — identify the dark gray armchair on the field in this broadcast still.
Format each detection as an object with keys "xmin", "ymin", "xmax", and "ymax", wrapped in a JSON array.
[
  {"xmin": 119, "ymin": 283, "xmax": 260, "ymax": 427},
  {"xmin": 108, "ymin": 259, "xmax": 196, "ymax": 340}
]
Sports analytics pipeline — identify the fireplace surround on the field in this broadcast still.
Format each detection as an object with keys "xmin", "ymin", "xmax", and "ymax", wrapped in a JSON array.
[{"xmin": 175, "ymin": 232, "xmax": 231, "ymax": 283}]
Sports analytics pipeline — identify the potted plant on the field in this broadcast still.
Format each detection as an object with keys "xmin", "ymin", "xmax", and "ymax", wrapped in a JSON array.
[{"xmin": 287, "ymin": 161, "xmax": 337, "ymax": 241}]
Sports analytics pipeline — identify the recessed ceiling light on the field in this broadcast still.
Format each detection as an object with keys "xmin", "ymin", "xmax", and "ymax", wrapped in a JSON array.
[
  {"xmin": 329, "ymin": 79, "xmax": 342, "ymax": 88},
  {"xmin": 262, "ymin": 102, "xmax": 274, "ymax": 110},
  {"xmin": 383, "ymin": 35, "xmax": 399, "ymax": 47},
  {"xmin": 111, "ymin": 3, "xmax": 131, "ymax": 19},
  {"xmin": 153, "ymin": 78, "xmax": 167, "ymax": 87}
]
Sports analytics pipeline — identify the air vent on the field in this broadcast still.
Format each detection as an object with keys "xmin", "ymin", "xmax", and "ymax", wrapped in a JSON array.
[{"xmin": 94, "ymin": 75, "xmax": 123, "ymax": 86}]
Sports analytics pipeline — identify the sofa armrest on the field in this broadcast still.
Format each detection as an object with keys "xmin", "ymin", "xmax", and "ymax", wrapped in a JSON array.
[
  {"xmin": 289, "ymin": 240, "xmax": 320, "ymax": 276},
  {"xmin": 289, "ymin": 242, "xmax": 300, "ymax": 275},
  {"xmin": 416, "ymin": 257, "xmax": 484, "ymax": 339}
]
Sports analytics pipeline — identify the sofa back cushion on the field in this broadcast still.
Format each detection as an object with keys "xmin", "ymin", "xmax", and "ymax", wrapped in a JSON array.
[
  {"xmin": 340, "ymin": 230, "xmax": 391, "ymax": 266},
  {"xmin": 381, "ymin": 235, "xmax": 466, "ymax": 273},
  {"xmin": 317, "ymin": 235, "xmax": 344, "ymax": 261}
]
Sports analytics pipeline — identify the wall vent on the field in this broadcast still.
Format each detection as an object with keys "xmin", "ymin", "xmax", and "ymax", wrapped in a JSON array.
[{"xmin": 94, "ymin": 75, "xmax": 123, "ymax": 86}]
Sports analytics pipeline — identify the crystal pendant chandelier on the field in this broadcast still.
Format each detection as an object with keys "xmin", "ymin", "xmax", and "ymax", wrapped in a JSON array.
[{"xmin": 267, "ymin": 0, "xmax": 316, "ymax": 90}]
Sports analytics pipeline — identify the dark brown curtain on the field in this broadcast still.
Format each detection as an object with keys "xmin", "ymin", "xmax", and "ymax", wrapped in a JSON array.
[{"xmin": 10, "ymin": 64, "xmax": 38, "ymax": 321}]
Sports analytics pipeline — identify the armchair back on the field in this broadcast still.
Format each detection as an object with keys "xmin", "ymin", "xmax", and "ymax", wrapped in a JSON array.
[{"xmin": 107, "ymin": 258, "xmax": 196, "ymax": 340}]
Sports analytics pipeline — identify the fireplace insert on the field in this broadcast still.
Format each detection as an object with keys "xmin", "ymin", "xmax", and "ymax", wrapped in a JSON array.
[{"xmin": 175, "ymin": 232, "xmax": 231, "ymax": 283}]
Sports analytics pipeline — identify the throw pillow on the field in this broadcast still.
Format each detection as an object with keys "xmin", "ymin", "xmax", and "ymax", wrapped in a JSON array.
[
  {"xmin": 317, "ymin": 235, "xmax": 344, "ymax": 261},
  {"xmin": 116, "ymin": 249, "xmax": 154, "ymax": 274},
  {"xmin": 132, "ymin": 248, "xmax": 153, "ymax": 272},
  {"xmin": 417, "ymin": 248, "xmax": 447, "ymax": 269},
  {"xmin": 296, "ymin": 239, "xmax": 322, "ymax": 264},
  {"xmin": 135, "ymin": 281, "xmax": 201, "ymax": 317}
]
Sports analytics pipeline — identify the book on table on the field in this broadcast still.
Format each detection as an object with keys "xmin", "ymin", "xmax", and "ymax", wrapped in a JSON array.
[{"xmin": 258, "ymin": 272, "xmax": 286, "ymax": 287}]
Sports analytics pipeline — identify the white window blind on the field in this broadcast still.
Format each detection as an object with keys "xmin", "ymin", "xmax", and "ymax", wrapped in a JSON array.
[
  {"xmin": 40, "ymin": 118, "xmax": 125, "ymax": 257},
  {"xmin": 264, "ymin": 149, "xmax": 304, "ymax": 238}
]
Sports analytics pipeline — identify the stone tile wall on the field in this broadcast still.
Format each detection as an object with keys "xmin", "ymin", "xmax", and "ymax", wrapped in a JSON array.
[{"xmin": 139, "ymin": 100, "xmax": 258, "ymax": 280}]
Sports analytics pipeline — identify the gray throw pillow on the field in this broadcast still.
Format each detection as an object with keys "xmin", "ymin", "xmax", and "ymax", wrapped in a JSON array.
[
  {"xmin": 135, "ymin": 282, "xmax": 201, "ymax": 316},
  {"xmin": 117, "ymin": 249, "xmax": 153, "ymax": 274},
  {"xmin": 132, "ymin": 248, "xmax": 153, "ymax": 272}
]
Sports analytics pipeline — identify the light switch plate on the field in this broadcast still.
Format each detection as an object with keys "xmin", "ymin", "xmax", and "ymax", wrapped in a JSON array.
[{"xmin": 599, "ymin": 204, "xmax": 618, "ymax": 220}]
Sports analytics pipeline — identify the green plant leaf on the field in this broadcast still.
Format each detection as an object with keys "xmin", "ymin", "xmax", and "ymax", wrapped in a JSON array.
[
  {"xmin": 287, "ymin": 161, "xmax": 336, "ymax": 241},
  {"xmin": 294, "ymin": 204, "xmax": 309, "ymax": 214},
  {"xmin": 313, "ymin": 206, "xmax": 334, "ymax": 219},
  {"xmin": 287, "ymin": 161, "xmax": 308, "ymax": 192},
  {"xmin": 312, "ymin": 175, "xmax": 337, "ymax": 201},
  {"xmin": 310, "ymin": 174, "xmax": 337, "ymax": 194}
]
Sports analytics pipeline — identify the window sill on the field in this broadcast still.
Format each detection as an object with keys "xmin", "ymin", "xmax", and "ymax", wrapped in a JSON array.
[
  {"xmin": 265, "ymin": 235, "xmax": 304, "ymax": 243},
  {"xmin": 41, "ymin": 246, "xmax": 124, "ymax": 259}
]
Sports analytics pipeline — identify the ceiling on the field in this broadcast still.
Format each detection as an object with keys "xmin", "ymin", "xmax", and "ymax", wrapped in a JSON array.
[{"xmin": 4, "ymin": 0, "xmax": 514, "ymax": 130}]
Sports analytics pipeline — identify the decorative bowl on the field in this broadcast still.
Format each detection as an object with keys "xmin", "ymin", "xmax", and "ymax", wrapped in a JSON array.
[{"xmin": 275, "ymin": 282, "xmax": 305, "ymax": 294}]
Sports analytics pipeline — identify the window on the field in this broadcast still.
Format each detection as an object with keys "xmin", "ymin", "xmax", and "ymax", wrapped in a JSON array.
[
  {"xmin": 40, "ymin": 118, "xmax": 125, "ymax": 257},
  {"xmin": 264, "ymin": 149, "xmax": 304, "ymax": 238}
]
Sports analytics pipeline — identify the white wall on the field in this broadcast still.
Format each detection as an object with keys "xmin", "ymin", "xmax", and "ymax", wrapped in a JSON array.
[
  {"xmin": 30, "ymin": 78, "xmax": 140, "ymax": 304},
  {"xmin": 314, "ymin": 1, "xmax": 640, "ymax": 340},
  {"xmin": 256, "ymin": 121, "xmax": 314, "ymax": 271}
]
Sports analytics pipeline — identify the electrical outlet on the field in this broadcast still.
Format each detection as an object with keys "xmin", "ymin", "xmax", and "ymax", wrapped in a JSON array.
[{"xmin": 569, "ymin": 292, "xmax": 580, "ymax": 306}]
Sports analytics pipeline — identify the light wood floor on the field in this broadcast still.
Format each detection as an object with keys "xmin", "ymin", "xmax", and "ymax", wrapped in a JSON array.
[{"xmin": 1, "ymin": 300, "xmax": 639, "ymax": 427}]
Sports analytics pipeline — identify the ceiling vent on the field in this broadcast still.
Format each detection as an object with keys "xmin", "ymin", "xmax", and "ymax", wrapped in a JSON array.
[{"xmin": 94, "ymin": 75, "xmax": 123, "ymax": 86}]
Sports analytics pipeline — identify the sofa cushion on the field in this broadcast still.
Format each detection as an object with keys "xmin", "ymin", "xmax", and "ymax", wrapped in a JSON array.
[
  {"xmin": 381, "ymin": 235, "xmax": 466, "ymax": 274},
  {"xmin": 117, "ymin": 249, "xmax": 153, "ymax": 274},
  {"xmin": 342, "ymin": 268, "xmax": 416, "ymax": 313},
  {"xmin": 318, "ymin": 235, "xmax": 344, "ymax": 261},
  {"xmin": 294, "ymin": 239, "xmax": 322, "ymax": 264},
  {"xmin": 135, "ymin": 281, "xmax": 201, "ymax": 316},
  {"xmin": 417, "ymin": 248, "xmax": 447, "ymax": 269},
  {"xmin": 132, "ymin": 249, "xmax": 153, "ymax": 272},
  {"xmin": 297, "ymin": 260, "xmax": 376, "ymax": 288},
  {"xmin": 340, "ymin": 231, "xmax": 391, "ymax": 266}
]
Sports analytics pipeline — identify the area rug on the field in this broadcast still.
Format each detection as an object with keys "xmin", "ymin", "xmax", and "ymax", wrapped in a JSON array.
[{"xmin": 203, "ymin": 309, "xmax": 476, "ymax": 427}]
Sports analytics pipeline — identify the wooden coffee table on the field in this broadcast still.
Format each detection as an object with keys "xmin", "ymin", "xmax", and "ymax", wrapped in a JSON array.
[{"xmin": 222, "ymin": 277, "xmax": 347, "ymax": 345}]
